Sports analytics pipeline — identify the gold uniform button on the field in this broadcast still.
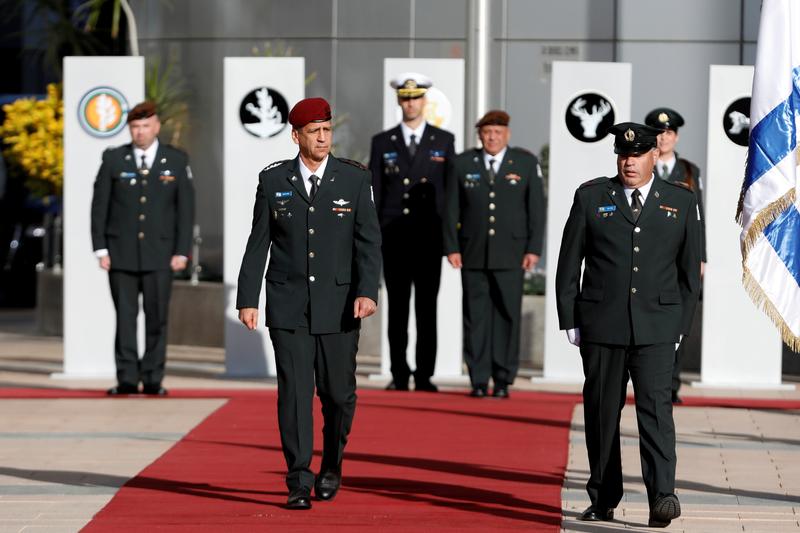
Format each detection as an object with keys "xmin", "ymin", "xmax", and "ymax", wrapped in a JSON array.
[
  {"xmin": 421, "ymin": 177, "xmax": 428, "ymax": 183},
  {"xmin": 634, "ymin": 227, "xmax": 641, "ymax": 233},
  {"xmin": 403, "ymin": 193, "xmax": 409, "ymax": 199},
  {"xmin": 489, "ymin": 216, "xmax": 496, "ymax": 223},
  {"xmin": 403, "ymin": 208, "xmax": 410, "ymax": 215},
  {"xmin": 309, "ymin": 275, "xmax": 316, "ymax": 282},
  {"xmin": 634, "ymin": 246, "xmax": 640, "ymax": 253},
  {"xmin": 488, "ymin": 228, "xmax": 496, "ymax": 236},
  {"xmin": 631, "ymin": 287, "xmax": 637, "ymax": 294},
  {"xmin": 141, "ymin": 169, "xmax": 150, "ymax": 176},
  {"xmin": 139, "ymin": 214, "xmax": 145, "ymax": 221},
  {"xmin": 489, "ymin": 203, "xmax": 496, "ymax": 210},
  {"xmin": 142, "ymin": 179, "xmax": 148, "ymax": 186},
  {"xmin": 489, "ymin": 191, "xmax": 496, "ymax": 198},
  {"xmin": 309, "ymin": 252, "xmax": 315, "ymax": 258},
  {"xmin": 308, "ymin": 228, "xmax": 315, "ymax": 235},
  {"xmin": 138, "ymin": 232, "xmax": 145, "ymax": 240},
  {"xmin": 633, "ymin": 266, "xmax": 639, "ymax": 272},
  {"xmin": 309, "ymin": 206, "xmax": 315, "ymax": 213},
  {"xmin": 140, "ymin": 196, "xmax": 147, "ymax": 204},
  {"xmin": 403, "ymin": 178, "xmax": 410, "ymax": 185}
]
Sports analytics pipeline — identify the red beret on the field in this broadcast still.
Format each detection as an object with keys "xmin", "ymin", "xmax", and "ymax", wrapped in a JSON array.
[
  {"xmin": 288, "ymin": 97, "xmax": 332, "ymax": 129},
  {"xmin": 127, "ymin": 101, "xmax": 157, "ymax": 123},
  {"xmin": 475, "ymin": 110, "xmax": 510, "ymax": 128}
]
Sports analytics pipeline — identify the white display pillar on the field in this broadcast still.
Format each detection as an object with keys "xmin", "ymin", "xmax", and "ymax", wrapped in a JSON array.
[
  {"xmin": 223, "ymin": 57, "xmax": 305, "ymax": 377},
  {"xmin": 60, "ymin": 56, "xmax": 144, "ymax": 378},
  {"xmin": 539, "ymin": 61, "xmax": 631, "ymax": 383},
  {"xmin": 697, "ymin": 65, "xmax": 788, "ymax": 389}
]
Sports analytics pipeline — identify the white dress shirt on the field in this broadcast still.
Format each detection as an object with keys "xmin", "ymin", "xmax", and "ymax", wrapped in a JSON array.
[
  {"xmin": 298, "ymin": 155, "xmax": 329, "ymax": 195},
  {"xmin": 657, "ymin": 155, "xmax": 676, "ymax": 179},
  {"xmin": 400, "ymin": 121, "xmax": 426, "ymax": 148},
  {"xmin": 623, "ymin": 174, "xmax": 655, "ymax": 207},
  {"xmin": 133, "ymin": 139, "xmax": 159, "ymax": 170},
  {"xmin": 482, "ymin": 147, "xmax": 507, "ymax": 172}
]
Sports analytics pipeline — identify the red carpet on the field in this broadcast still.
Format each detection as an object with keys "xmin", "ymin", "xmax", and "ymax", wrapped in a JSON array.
[{"xmin": 78, "ymin": 390, "xmax": 579, "ymax": 532}]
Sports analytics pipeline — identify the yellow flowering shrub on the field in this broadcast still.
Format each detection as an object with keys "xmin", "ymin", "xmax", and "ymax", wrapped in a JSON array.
[{"xmin": 0, "ymin": 83, "xmax": 64, "ymax": 197}]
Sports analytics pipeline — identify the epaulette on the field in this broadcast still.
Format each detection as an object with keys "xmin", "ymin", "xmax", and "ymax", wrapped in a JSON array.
[
  {"xmin": 512, "ymin": 146, "xmax": 534, "ymax": 155},
  {"xmin": 340, "ymin": 158, "xmax": 367, "ymax": 170},
  {"xmin": 579, "ymin": 177, "xmax": 609, "ymax": 189},
  {"xmin": 666, "ymin": 180, "xmax": 693, "ymax": 192},
  {"xmin": 261, "ymin": 159, "xmax": 290, "ymax": 173}
]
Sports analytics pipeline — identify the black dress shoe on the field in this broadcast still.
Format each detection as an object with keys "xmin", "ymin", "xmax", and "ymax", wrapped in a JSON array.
[
  {"xmin": 314, "ymin": 470, "xmax": 341, "ymax": 501},
  {"xmin": 671, "ymin": 391, "xmax": 683, "ymax": 404},
  {"xmin": 469, "ymin": 385, "xmax": 488, "ymax": 398},
  {"xmin": 414, "ymin": 379, "xmax": 438, "ymax": 392},
  {"xmin": 649, "ymin": 494, "xmax": 680, "ymax": 527},
  {"xmin": 579, "ymin": 506, "xmax": 614, "ymax": 521},
  {"xmin": 286, "ymin": 487, "xmax": 312, "ymax": 510},
  {"xmin": 386, "ymin": 380, "xmax": 409, "ymax": 391},
  {"xmin": 142, "ymin": 384, "xmax": 168, "ymax": 396},
  {"xmin": 492, "ymin": 383, "xmax": 509, "ymax": 399},
  {"xmin": 107, "ymin": 383, "xmax": 139, "ymax": 395}
]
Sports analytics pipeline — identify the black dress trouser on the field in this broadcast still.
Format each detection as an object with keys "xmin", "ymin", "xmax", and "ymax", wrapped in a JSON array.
[
  {"xmin": 108, "ymin": 269, "xmax": 173, "ymax": 386},
  {"xmin": 269, "ymin": 326, "xmax": 360, "ymax": 491},
  {"xmin": 382, "ymin": 221, "xmax": 442, "ymax": 384},
  {"xmin": 579, "ymin": 341, "xmax": 676, "ymax": 508},
  {"xmin": 461, "ymin": 268, "xmax": 524, "ymax": 387}
]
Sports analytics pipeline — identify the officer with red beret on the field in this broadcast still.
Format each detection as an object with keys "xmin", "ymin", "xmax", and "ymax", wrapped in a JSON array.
[
  {"xmin": 443, "ymin": 110, "xmax": 545, "ymax": 399},
  {"xmin": 237, "ymin": 97, "xmax": 382, "ymax": 510}
]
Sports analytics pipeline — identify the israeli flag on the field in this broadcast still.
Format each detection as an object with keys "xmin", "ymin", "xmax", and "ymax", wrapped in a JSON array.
[{"xmin": 738, "ymin": 0, "xmax": 800, "ymax": 351}]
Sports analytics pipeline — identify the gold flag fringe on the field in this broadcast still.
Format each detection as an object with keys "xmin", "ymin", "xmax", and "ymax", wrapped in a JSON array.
[
  {"xmin": 742, "ymin": 265, "xmax": 800, "ymax": 352},
  {"xmin": 739, "ymin": 189, "xmax": 796, "ymax": 257}
]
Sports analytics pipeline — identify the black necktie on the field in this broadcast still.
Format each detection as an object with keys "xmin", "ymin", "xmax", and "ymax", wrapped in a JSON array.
[
  {"xmin": 631, "ymin": 189, "xmax": 643, "ymax": 221},
  {"xmin": 487, "ymin": 158, "xmax": 496, "ymax": 185},
  {"xmin": 408, "ymin": 134, "xmax": 417, "ymax": 158},
  {"xmin": 139, "ymin": 154, "xmax": 149, "ymax": 175},
  {"xmin": 309, "ymin": 174, "xmax": 320, "ymax": 200}
]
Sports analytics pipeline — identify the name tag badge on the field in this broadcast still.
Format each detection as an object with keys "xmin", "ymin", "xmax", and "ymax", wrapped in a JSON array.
[
  {"xmin": 118, "ymin": 171, "xmax": 137, "ymax": 179},
  {"xmin": 597, "ymin": 205, "xmax": 616, "ymax": 218},
  {"xmin": 275, "ymin": 191, "xmax": 293, "ymax": 198},
  {"xmin": 466, "ymin": 173, "xmax": 481, "ymax": 181}
]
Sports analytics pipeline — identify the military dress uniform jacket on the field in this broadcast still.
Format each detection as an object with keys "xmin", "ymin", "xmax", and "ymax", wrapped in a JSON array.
[
  {"xmin": 443, "ymin": 147, "xmax": 545, "ymax": 269},
  {"xmin": 90, "ymin": 143, "xmax": 195, "ymax": 272},
  {"xmin": 236, "ymin": 155, "xmax": 382, "ymax": 334},
  {"xmin": 555, "ymin": 176, "xmax": 702, "ymax": 346},
  {"xmin": 369, "ymin": 124, "xmax": 455, "ymax": 228},
  {"xmin": 663, "ymin": 154, "xmax": 706, "ymax": 262}
]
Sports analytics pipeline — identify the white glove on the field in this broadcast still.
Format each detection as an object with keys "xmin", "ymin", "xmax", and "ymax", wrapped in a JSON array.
[
  {"xmin": 566, "ymin": 328, "xmax": 581, "ymax": 346},
  {"xmin": 675, "ymin": 334, "xmax": 683, "ymax": 352}
]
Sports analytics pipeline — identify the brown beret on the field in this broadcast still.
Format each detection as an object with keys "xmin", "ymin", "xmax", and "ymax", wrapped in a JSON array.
[
  {"xmin": 127, "ymin": 101, "xmax": 158, "ymax": 123},
  {"xmin": 475, "ymin": 110, "xmax": 510, "ymax": 128},
  {"xmin": 288, "ymin": 97, "xmax": 332, "ymax": 129}
]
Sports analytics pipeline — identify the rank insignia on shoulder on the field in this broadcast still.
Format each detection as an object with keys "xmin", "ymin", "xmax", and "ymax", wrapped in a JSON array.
[
  {"xmin": 275, "ymin": 191, "xmax": 293, "ymax": 198},
  {"xmin": 340, "ymin": 158, "xmax": 367, "ymax": 170},
  {"xmin": 579, "ymin": 177, "xmax": 609, "ymax": 188},
  {"xmin": 263, "ymin": 159, "xmax": 289, "ymax": 172}
]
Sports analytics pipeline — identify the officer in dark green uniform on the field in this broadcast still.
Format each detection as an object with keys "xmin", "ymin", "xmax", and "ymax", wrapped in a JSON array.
[
  {"xmin": 555, "ymin": 122, "xmax": 701, "ymax": 528},
  {"xmin": 645, "ymin": 107, "xmax": 706, "ymax": 404},
  {"xmin": 237, "ymin": 98, "xmax": 381, "ymax": 510},
  {"xmin": 369, "ymin": 72, "xmax": 455, "ymax": 392},
  {"xmin": 90, "ymin": 101, "xmax": 195, "ymax": 396},
  {"xmin": 443, "ymin": 110, "xmax": 545, "ymax": 399}
]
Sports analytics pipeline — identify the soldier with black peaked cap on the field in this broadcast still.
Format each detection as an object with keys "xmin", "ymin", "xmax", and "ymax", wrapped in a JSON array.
[
  {"xmin": 443, "ymin": 110, "xmax": 545, "ymax": 399},
  {"xmin": 369, "ymin": 72, "xmax": 455, "ymax": 392},
  {"xmin": 645, "ymin": 107, "xmax": 706, "ymax": 404},
  {"xmin": 555, "ymin": 122, "xmax": 701, "ymax": 527},
  {"xmin": 237, "ymin": 97, "xmax": 382, "ymax": 510},
  {"xmin": 90, "ymin": 101, "xmax": 195, "ymax": 396}
]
